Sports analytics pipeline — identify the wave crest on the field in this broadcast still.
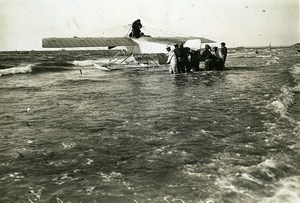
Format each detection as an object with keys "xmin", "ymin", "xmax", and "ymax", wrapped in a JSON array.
[{"xmin": 0, "ymin": 64, "xmax": 32, "ymax": 76}]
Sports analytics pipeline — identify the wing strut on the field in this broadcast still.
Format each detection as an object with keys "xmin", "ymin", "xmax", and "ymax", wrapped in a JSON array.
[{"xmin": 120, "ymin": 53, "xmax": 159, "ymax": 67}]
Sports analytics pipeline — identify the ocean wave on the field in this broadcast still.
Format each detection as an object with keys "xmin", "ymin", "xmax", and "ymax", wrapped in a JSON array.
[
  {"xmin": 0, "ymin": 61, "xmax": 79, "ymax": 76},
  {"xmin": 259, "ymin": 176, "xmax": 300, "ymax": 203},
  {"xmin": 264, "ymin": 63, "xmax": 300, "ymax": 124},
  {"xmin": 290, "ymin": 63, "xmax": 300, "ymax": 85},
  {"xmin": 213, "ymin": 157, "xmax": 299, "ymax": 202},
  {"xmin": 263, "ymin": 64, "xmax": 300, "ymax": 118},
  {"xmin": 267, "ymin": 86, "xmax": 294, "ymax": 119},
  {"xmin": 0, "ymin": 64, "xmax": 32, "ymax": 76},
  {"xmin": 266, "ymin": 56, "xmax": 280, "ymax": 65}
]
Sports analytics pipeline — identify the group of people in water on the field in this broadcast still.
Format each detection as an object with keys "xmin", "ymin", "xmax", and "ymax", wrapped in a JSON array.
[{"xmin": 166, "ymin": 42, "xmax": 228, "ymax": 74}]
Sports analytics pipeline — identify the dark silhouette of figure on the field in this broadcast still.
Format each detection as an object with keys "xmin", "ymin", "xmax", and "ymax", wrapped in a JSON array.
[
  {"xmin": 174, "ymin": 44, "xmax": 180, "ymax": 56},
  {"xmin": 131, "ymin": 19, "xmax": 143, "ymax": 38},
  {"xmin": 211, "ymin": 47, "xmax": 224, "ymax": 70},
  {"xmin": 189, "ymin": 49, "xmax": 201, "ymax": 71},
  {"xmin": 220, "ymin": 42, "xmax": 228, "ymax": 66},
  {"xmin": 177, "ymin": 43, "xmax": 190, "ymax": 73},
  {"xmin": 174, "ymin": 44, "xmax": 181, "ymax": 72},
  {"xmin": 184, "ymin": 47, "xmax": 192, "ymax": 73},
  {"xmin": 200, "ymin": 44, "xmax": 213, "ymax": 70}
]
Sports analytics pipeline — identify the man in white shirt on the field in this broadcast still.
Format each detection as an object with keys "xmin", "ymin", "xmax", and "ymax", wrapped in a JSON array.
[{"xmin": 166, "ymin": 46, "xmax": 178, "ymax": 74}]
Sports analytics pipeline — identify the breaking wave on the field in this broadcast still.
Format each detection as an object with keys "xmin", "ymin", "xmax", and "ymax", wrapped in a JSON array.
[
  {"xmin": 267, "ymin": 86, "xmax": 294, "ymax": 119},
  {"xmin": 0, "ymin": 64, "xmax": 33, "ymax": 76},
  {"xmin": 290, "ymin": 63, "xmax": 300, "ymax": 91},
  {"xmin": 0, "ymin": 61, "xmax": 77, "ymax": 76},
  {"xmin": 260, "ymin": 176, "xmax": 300, "ymax": 203},
  {"xmin": 0, "ymin": 57, "xmax": 134, "ymax": 76},
  {"xmin": 267, "ymin": 63, "xmax": 300, "ymax": 123}
]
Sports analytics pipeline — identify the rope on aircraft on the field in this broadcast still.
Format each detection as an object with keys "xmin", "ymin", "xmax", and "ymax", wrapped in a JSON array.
[
  {"xmin": 142, "ymin": 23, "xmax": 189, "ymax": 37},
  {"xmin": 90, "ymin": 22, "xmax": 189, "ymax": 38},
  {"xmin": 98, "ymin": 25, "xmax": 131, "ymax": 37}
]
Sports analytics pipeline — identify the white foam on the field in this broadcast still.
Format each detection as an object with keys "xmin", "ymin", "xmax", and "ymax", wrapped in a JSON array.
[
  {"xmin": 241, "ymin": 173, "xmax": 264, "ymax": 185},
  {"xmin": 260, "ymin": 176, "xmax": 300, "ymax": 203},
  {"xmin": 270, "ymin": 100, "xmax": 287, "ymax": 116},
  {"xmin": 292, "ymin": 84, "xmax": 300, "ymax": 93},
  {"xmin": 0, "ymin": 64, "xmax": 32, "ymax": 76},
  {"xmin": 99, "ymin": 171, "xmax": 122, "ymax": 182},
  {"xmin": 290, "ymin": 64, "xmax": 300, "ymax": 90},
  {"xmin": 267, "ymin": 86, "xmax": 294, "ymax": 118},
  {"xmin": 215, "ymin": 177, "xmax": 246, "ymax": 194},
  {"xmin": 257, "ymin": 55, "xmax": 272, "ymax": 58},
  {"xmin": 86, "ymin": 158, "xmax": 94, "ymax": 165},
  {"xmin": 266, "ymin": 59, "xmax": 279, "ymax": 65},
  {"xmin": 61, "ymin": 142, "xmax": 76, "ymax": 149},
  {"xmin": 290, "ymin": 63, "xmax": 300, "ymax": 75},
  {"xmin": 258, "ymin": 159, "xmax": 277, "ymax": 168}
]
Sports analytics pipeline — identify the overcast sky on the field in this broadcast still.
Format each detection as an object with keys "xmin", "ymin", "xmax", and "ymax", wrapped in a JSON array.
[{"xmin": 0, "ymin": 0, "xmax": 299, "ymax": 51}]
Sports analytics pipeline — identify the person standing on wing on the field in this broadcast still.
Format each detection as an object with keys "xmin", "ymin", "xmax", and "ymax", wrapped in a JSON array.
[{"xmin": 131, "ymin": 19, "xmax": 143, "ymax": 38}]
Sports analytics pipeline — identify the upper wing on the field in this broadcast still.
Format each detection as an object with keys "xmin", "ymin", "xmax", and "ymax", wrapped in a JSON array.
[
  {"xmin": 42, "ymin": 37, "xmax": 138, "ymax": 48},
  {"xmin": 42, "ymin": 36, "xmax": 215, "ymax": 51},
  {"xmin": 140, "ymin": 36, "xmax": 215, "ymax": 45}
]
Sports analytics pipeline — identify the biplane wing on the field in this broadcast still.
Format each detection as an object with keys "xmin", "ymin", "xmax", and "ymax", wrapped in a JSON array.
[
  {"xmin": 42, "ymin": 35, "xmax": 216, "ymax": 65},
  {"xmin": 42, "ymin": 36, "xmax": 215, "ymax": 54},
  {"xmin": 42, "ymin": 37, "xmax": 138, "ymax": 48}
]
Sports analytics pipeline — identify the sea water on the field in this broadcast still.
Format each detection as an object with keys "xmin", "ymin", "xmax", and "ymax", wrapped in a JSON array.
[{"xmin": 0, "ymin": 49, "xmax": 300, "ymax": 203}]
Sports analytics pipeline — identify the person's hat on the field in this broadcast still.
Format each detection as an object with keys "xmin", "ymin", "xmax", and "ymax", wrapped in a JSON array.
[{"xmin": 205, "ymin": 44, "xmax": 211, "ymax": 49}]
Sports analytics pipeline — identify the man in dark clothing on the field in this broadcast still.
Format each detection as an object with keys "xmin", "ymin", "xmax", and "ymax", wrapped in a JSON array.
[
  {"xmin": 220, "ymin": 42, "xmax": 228, "ymax": 65},
  {"xmin": 178, "ymin": 43, "xmax": 191, "ymax": 73},
  {"xmin": 200, "ymin": 44, "xmax": 213, "ymax": 70},
  {"xmin": 184, "ymin": 47, "xmax": 192, "ymax": 73},
  {"xmin": 189, "ymin": 49, "xmax": 200, "ymax": 71},
  {"xmin": 131, "ymin": 19, "xmax": 143, "ymax": 38},
  {"xmin": 174, "ymin": 44, "xmax": 182, "ymax": 73},
  {"xmin": 200, "ymin": 44, "xmax": 212, "ymax": 60},
  {"xmin": 211, "ymin": 46, "xmax": 224, "ymax": 70}
]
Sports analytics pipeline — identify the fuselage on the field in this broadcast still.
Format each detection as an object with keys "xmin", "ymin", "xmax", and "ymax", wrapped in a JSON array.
[{"xmin": 125, "ymin": 37, "xmax": 169, "ymax": 54}]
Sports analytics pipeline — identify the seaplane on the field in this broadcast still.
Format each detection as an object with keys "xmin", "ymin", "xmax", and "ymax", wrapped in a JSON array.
[{"xmin": 42, "ymin": 21, "xmax": 216, "ymax": 70}]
